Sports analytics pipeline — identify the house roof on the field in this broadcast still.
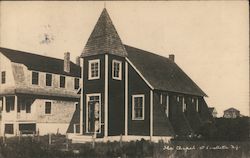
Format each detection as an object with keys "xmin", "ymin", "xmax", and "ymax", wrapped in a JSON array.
[
  {"xmin": 0, "ymin": 47, "xmax": 81, "ymax": 77},
  {"xmin": 224, "ymin": 107, "xmax": 240, "ymax": 112},
  {"xmin": 81, "ymin": 8, "xmax": 127, "ymax": 57},
  {"xmin": 125, "ymin": 45, "xmax": 207, "ymax": 97},
  {"xmin": 0, "ymin": 86, "xmax": 80, "ymax": 99},
  {"xmin": 81, "ymin": 9, "xmax": 207, "ymax": 97}
]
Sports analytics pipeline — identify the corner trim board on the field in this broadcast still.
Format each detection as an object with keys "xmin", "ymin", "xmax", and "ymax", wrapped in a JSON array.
[
  {"xmin": 80, "ymin": 59, "xmax": 84, "ymax": 134},
  {"xmin": 104, "ymin": 54, "xmax": 108, "ymax": 137},
  {"xmin": 125, "ymin": 61, "xmax": 128, "ymax": 136},
  {"xmin": 150, "ymin": 90, "xmax": 153, "ymax": 138}
]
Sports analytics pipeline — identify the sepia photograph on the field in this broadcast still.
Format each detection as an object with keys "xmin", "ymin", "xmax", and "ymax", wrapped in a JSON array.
[{"xmin": 0, "ymin": 1, "xmax": 249, "ymax": 158}]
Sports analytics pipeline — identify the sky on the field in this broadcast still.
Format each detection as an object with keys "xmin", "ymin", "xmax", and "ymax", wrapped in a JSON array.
[{"xmin": 0, "ymin": 1, "xmax": 249, "ymax": 116}]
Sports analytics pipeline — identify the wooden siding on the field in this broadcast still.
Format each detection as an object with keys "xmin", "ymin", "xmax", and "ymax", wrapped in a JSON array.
[
  {"xmin": 36, "ymin": 99, "xmax": 76, "ymax": 124},
  {"xmin": 153, "ymin": 92, "xmax": 175, "ymax": 136},
  {"xmin": 80, "ymin": 53, "xmax": 213, "ymax": 138},
  {"xmin": 82, "ymin": 55, "xmax": 105, "ymax": 138},
  {"xmin": 198, "ymin": 98, "xmax": 213, "ymax": 122},
  {"xmin": 168, "ymin": 93, "xmax": 192, "ymax": 136},
  {"xmin": 0, "ymin": 53, "xmax": 15, "ymax": 90},
  {"xmin": 0, "ymin": 55, "xmax": 80, "ymax": 99},
  {"xmin": 67, "ymin": 102, "xmax": 80, "ymax": 133},
  {"xmin": 184, "ymin": 97, "xmax": 202, "ymax": 133},
  {"xmin": 128, "ymin": 63, "xmax": 151, "ymax": 136},
  {"xmin": 108, "ymin": 55, "xmax": 125, "ymax": 136}
]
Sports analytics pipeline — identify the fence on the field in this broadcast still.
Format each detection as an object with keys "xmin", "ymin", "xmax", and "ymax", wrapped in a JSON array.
[{"xmin": 0, "ymin": 135, "xmax": 250, "ymax": 158}]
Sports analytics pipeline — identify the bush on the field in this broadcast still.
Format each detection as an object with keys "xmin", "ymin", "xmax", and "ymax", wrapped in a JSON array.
[{"xmin": 198, "ymin": 117, "xmax": 250, "ymax": 141}]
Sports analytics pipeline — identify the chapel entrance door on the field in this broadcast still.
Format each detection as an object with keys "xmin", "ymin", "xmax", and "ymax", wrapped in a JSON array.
[{"xmin": 87, "ymin": 94, "xmax": 101, "ymax": 134}]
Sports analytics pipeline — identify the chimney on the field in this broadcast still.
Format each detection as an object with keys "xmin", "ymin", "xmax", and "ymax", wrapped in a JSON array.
[
  {"xmin": 169, "ymin": 54, "xmax": 175, "ymax": 62},
  {"xmin": 64, "ymin": 52, "xmax": 70, "ymax": 73},
  {"xmin": 75, "ymin": 56, "xmax": 80, "ymax": 66}
]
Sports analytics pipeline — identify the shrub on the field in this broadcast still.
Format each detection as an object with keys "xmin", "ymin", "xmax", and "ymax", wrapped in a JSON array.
[{"xmin": 198, "ymin": 117, "xmax": 250, "ymax": 141}]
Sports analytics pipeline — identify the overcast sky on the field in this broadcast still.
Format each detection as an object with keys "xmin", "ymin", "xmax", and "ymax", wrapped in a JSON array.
[{"xmin": 0, "ymin": 1, "xmax": 249, "ymax": 116}]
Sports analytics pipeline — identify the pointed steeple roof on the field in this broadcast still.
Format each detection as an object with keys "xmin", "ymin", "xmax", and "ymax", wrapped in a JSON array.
[{"xmin": 81, "ymin": 8, "xmax": 127, "ymax": 57}]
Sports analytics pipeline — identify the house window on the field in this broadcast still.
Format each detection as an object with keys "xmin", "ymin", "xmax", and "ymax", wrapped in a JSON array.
[
  {"xmin": 45, "ymin": 102, "xmax": 51, "ymax": 114},
  {"xmin": 182, "ymin": 97, "xmax": 187, "ymax": 112},
  {"xmin": 74, "ymin": 78, "xmax": 80, "ymax": 90},
  {"xmin": 88, "ymin": 59, "xmax": 100, "ymax": 80},
  {"xmin": 26, "ymin": 103, "xmax": 31, "ymax": 113},
  {"xmin": 132, "ymin": 95, "xmax": 144, "ymax": 120},
  {"xmin": 18, "ymin": 98, "xmax": 23, "ymax": 113},
  {"xmin": 32, "ymin": 71, "xmax": 39, "ymax": 85},
  {"xmin": 112, "ymin": 60, "xmax": 122, "ymax": 80},
  {"xmin": 19, "ymin": 123, "xmax": 36, "ymax": 134},
  {"xmin": 160, "ymin": 93, "xmax": 163, "ymax": 104},
  {"xmin": 5, "ymin": 124, "xmax": 14, "ymax": 134},
  {"xmin": 166, "ymin": 95, "xmax": 169, "ymax": 117},
  {"xmin": 195, "ymin": 98, "xmax": 199, "ymax": 112},
  {"xmin": 1, "ymin": 71, "xmax": 6, "ymax": 84},
  {"xmin": 18, "ymin": 97, "xmax": 31, "ymax": 113},
  {"xmin": 60, "ymin": 76, "xmax": 65, "ymax": 88},
  {"xmin": 46, "ymin": 73, "xmax": 52, "ymax": 86},
  {"xmin": 6, "ymin": 96, "xmax": 15, "ymax": 113}
]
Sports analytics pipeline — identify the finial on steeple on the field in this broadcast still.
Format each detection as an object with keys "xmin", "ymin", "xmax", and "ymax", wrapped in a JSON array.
[{"xmin": 104, "ymin": 1, "xmax": 106, "ymax": 9}]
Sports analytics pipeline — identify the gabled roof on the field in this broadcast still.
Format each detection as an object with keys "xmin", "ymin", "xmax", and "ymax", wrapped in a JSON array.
[
  {"xmin": 125, "ymin": 45, "xmax": 207, "ymax": 97},
  {"xmin": 224, "ymin": 107, "xmax": 240, "ymax": 112},
  {"xmin": 0, "ymin": 47, "xmax": 81, "ymax": 77},
  {"xmin": 81, "ymin": 8, "xmax": 127, "ymax": 57}
]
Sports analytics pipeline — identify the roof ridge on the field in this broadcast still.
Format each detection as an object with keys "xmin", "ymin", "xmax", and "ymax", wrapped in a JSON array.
[
  {"xmin": 226, "ymin": 107, "xmax": 239, "ymax": 111},
  {"xmin": 0, "ymin": 47, "xmax": 81, "ymax": 77},
  {"xmin": 123, "ymin": 44, "xmax": 172, "ymax": 61},
  {"xmin": 0, "ymin": 47, "xmax": 77, "ymax": 65}
]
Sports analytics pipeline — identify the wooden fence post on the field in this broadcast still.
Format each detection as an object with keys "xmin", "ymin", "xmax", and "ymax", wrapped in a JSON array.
[
  {"xmin": 37, "ymin": 129, "xmax": 40, "ymax": 142},
  {"xmin": 66, "ymin": 134, "xmax": 69, "ymax": 151},
  {"xmin": 49, "ymin": 133, "xmax": 52, "ymax": 145},
  {"xmin": 92, "ymin": 133, "xmax": 96, "ymax": 148},
  {"xmin": 120, "ymin": 134, "xmax": 123, "ymax": 147},
  {"xmin": 3, "ymin": 132, "xmax": 5, "ymax": 144},
  {"xmin": 32, "ymin": 131, "xmax": 35, "ymax": 142},
  {"xmin": 18, "ymin": 131, "xmax": 21, "ymax": 142}
]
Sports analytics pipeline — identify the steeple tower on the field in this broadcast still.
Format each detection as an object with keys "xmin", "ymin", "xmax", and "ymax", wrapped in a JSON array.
[{"xmin": 81, "ymin": 8, "xmax": 127, "ymax": 57}]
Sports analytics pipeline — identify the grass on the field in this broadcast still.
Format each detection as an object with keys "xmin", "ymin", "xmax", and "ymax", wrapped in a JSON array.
[{"xmin": 0, "ymin": 135, "xmax": 249, "ymax": 158}]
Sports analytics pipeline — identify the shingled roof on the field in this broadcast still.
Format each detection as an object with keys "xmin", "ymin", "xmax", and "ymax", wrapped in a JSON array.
[
  {"xmin": 125, "ymin": 45, "xmax": 207, "ymax": 97},
  {"xmin": 0, "ymin": 47, "xmax": 81, "ymax": 77},
  {"xmin": 224, "ymin": 108, "xmax": 240, "ymax": 112},
  {"xmin": 81, "ymin": 9, "xmax": 207, "ymax": 97},
  {"xmin": 81, "ymin": 8, "xmax": 127, "ymax": 57}
]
